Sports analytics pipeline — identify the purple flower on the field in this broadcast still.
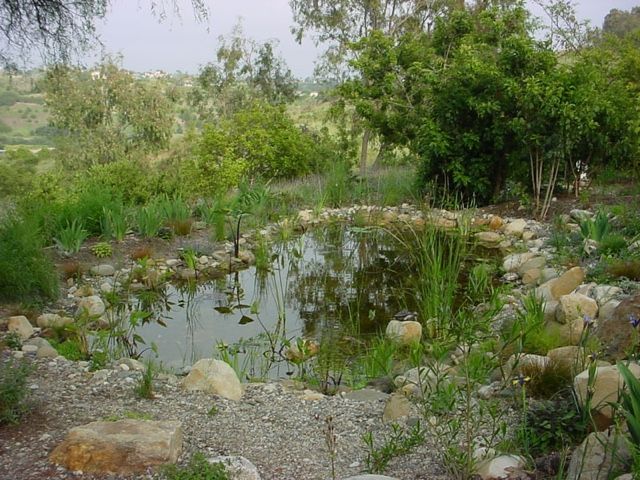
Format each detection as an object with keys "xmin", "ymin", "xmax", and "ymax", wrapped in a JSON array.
[
  {"xmin": 583, "ymin": 315, "xmax": 594, "ymax": 328},
  {"xmin": 630, "ymin": 314, "xmax": 640, "ymax": 329}
]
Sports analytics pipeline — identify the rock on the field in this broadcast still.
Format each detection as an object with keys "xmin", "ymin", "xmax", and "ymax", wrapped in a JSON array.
[
  {"xmin": 596, "ymin": 293, "xmax": 640, "ymax": 360},
  {"xmin": 77, "ymin": 295, "xmax": 106, "ymax": 317},
  {"xmin": 37, "ymin": 345, "xmax": 59, "ymax": 358},
  {"xmin": 297, "ymin": 209, "xmax": 314, "ymax": 225},
  {"xmin": 475, "ymin": 231, "xmax": 503, "ymax": 246},
  {"xmin": 540, "ymin": 267, "xmax": 559, "ymax": 284},
  {"xmin": 502, "ymin": 252, "xmax": 535, "ymax": 273},
  {"xmin": 342, "ymin": 389, "xmax": 389, "ymax": 402},
  {"xmin": 178, "ymin": 268, "xmax": 197, "ymax": 280},
  {"xmin": 90, "ymin": 264, "xmax": 116, "ymax": 276},
  {"xmin": 566, "ymin": 430, "xmax": 630, "ymax": 480},
  {"xmin": 488, "ymin": 216, "xmax": 503, "ymax": 231},
  {"xmin": 382, "ymin": 393, "xmax": 411, "ymax": 423},
  {"xmin": 475, "ymin": 455, "xmax": 526, "ymax": 479},
  {"xmin": 547, "ymin": 318, "xmax": 586, "ymax": 346},
  {"xmin": 385, "ymin": 320, "xmax": 422, "ymax": 344},
  {"xmin": 574, "ymin": 363, "xmax": 640, "ymax": 421},
  {"xmin": 522, "ymin": 268, "xmax": 541, "ymax": 286},
  {"xmin": 117, "ymin": 358, "xmax": 146, "ymax": 371},
  {"xmin": 547, "ymin": 346, "xmax": 586, "ymax": 374},
  {"xmin": 518, "ymin": 256, "xmax": 546, "ymax": 277},
  {"xmin": 49, "ymin": 420, "xmax": 182, "ymax": 474},
  {"xmin": 300, "ymin": 389, "xmax": 325, "ymax": 401},
  {"xmin": 506, "ymin": 354, "xmax": 550, "ymax": 377},
  {"xmin": 166, "ymin": 258, "xmax": 180, "ymax": 268},
  {"xmin": 504, "ymin": 219, "xmax": 527, "ymax": 237},
  {"xmin": 549, "ymin": 267, "xmax": 585, "ymax": 300},
  {"xmin": 7, "ymin": 316, "xmax": 34, "ymax": 340},
  {"xmin": 343, "ymin": 476, "xmax": 400, "ymax": 480},
  {"xmin": 284, "ymin": 339, "xmax": 320, "ymax": 362},
  {"xmin": 522, "ymin": 230, "xmax": 536, "ymax": 241},
  {"xmin": 238, "ymin": 250, "xmax": 255, "ymax": 265},
  {"xmin": 37, "ymin": 313, "xmax": 68, "ymax": 329},
  {"xmin": 182, "ymin": 358, "xmax": 243, "ymax": 401},
  {"xmin": 394, "ymin": 365, "xmax": 448, "ymax": 396},
  {"xmin": 22, "ymin": 344, "xmax": 38, "ymax": 353},
  {"xmin": 208, "ymin": 456, "xmax": 261, "ymax": 480},
  {"xmin": 543, "ymin": 300, "xmax": 559, "ymax": 324},
  {"xmin": 591, "ymin": 285, "xmax": 622, "ymax": 306},
  {"xmin": 556, "ymin": 293, "xmax": 598, "ymax": 325},
  {"xmin": 570, "ymin": 209, "xmax": 593, "ymax": 222}
]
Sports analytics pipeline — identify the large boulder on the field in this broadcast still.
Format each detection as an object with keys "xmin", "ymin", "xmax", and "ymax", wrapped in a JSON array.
[
  {"xmin": 37, "ymin": 313, "xmax": 73, "ymax": 329},
  {"xmin": 502, "ymin": 252, "xmax": 536, "ymax": 273},
  {"xmin": 475, "ymin": 455, "xmax": 526, "ymax": 479},
  {"xmin": 596, "ymin": 293, "xmax": 640, "ymax": 360},
  {"xmin": 475, "ymin": 231, "xmax": 503, "ymax": 247},
  {"xmin": 574, "ymin": 363, "xmax": 640, "ymax": 422},
  {"xmin": 549, "ymin": 267, "xmax": 585, "ymax": 300},
  {"xmin": 504, "ymin": 219, "xmax": 527, "ymax": 238},
  {"xmin": 518, "ymin": 256, "xmax": 546, "ymax": 277},
  {"xmin": 90, "ymin": 264, "xmax": 116, "ymax": 277},
  {"xmin": 7, "ymin": 316, "xmax": 34, "ymax": 340},
  {"xmin": 556, "ymin": 293, "xmax": 598, "ymax": 325},
  {"xmin": 382, "ymin": 393, "xmax": 411, "ymax": 423},
  {"xmin": 182, "ymin": 358, "xmax": 243, "ymax": 400},
  {"xmin": 77, "ymin": 295, "xmax": 106, "ymax": 317},
  {"xmin": 566, "ymin": 430, "xmax": 630, "ymax": 480},
  {"xmin": 49, "ymin": 420, "xmax": 182, "ymax": 475},
  {"xmin": 547, "ymin": 346, "xmax": 586, "ymax": 374},
  {"xmin": 385, "ymin": 320, "xmax": 422, "ymax": 345}
]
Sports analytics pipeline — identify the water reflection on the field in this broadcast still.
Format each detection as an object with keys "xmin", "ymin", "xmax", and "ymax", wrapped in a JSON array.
[{"xmin": 136, "ymin": 224, "xmax": 413, "ymax": 374}]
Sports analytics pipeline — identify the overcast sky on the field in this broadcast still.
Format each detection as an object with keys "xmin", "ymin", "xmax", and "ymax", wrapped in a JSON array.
[{"xmin": 94, "ymin": 0, "xmax": 640, "ymax": 78}]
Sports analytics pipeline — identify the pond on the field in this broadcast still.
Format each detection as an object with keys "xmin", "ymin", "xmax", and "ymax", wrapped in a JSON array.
[{"xmin": 133, "ymin": 224, "xmax": 417, "ymax": 377}]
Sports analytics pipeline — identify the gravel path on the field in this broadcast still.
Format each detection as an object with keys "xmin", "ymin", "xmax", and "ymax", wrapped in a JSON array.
[{"xmin": 0, "ymin": 357, "xmax": 448, "ymax": 480}]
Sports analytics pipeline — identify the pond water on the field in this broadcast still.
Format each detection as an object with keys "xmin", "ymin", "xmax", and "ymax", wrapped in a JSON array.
[{"xmin": 134, "ymin": 224, "xmax": 415, "ymax": 376}]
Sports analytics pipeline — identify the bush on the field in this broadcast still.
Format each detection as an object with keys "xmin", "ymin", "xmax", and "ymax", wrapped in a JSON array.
[
  {"xmin": 187, "ymin": 101, "xmax": 318, "ymax": 195},
  {"xmin": 0, "ymin": 356, "xmax": 34, "ymax": 424},
  {"xmin": 0, "ymin": 215, "xmax": 58, "ymax": 302},
  {"xmin": 162, "ymin": 452, "xmax": 228, "ymax": 480}
]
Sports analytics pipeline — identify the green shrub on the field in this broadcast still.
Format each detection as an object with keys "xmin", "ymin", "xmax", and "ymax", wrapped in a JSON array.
[
  {"xmin": 598, "ymin": 234, "xmax": 628, "ymax": 256},
  {"xmin": 0, "ymin": 356, "xmax": 34, "ymax": 425},
  {"xmin": 0, "ymin": 215, "xmax": 58, "ymax": 301},
  {"xmin": 54, "ymin": 219, "xmax": 89, "ymax": 254},
  {"xmin": 162, "ymin": 452, "xmax": 228, "ymax": 480}
]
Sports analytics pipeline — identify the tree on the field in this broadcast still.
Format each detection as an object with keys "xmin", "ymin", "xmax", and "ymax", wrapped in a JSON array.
[
  {"xmin": 43, "ymin": 58, "xmax": 174, "ymax": 168},
  {"xmin": 290, "ymin": 0, "xmax": 455, "ymax": 174},
  {"xmin": 603, "ymin": 7, "xmax": 640, "ymax": 38},
  {"xmin": 190, "ymin": 23, "xmax": 297, "ymax": 121},
  {"xmin": 0, "ymin": 0, "xmax": 208, "ymax": 65}
]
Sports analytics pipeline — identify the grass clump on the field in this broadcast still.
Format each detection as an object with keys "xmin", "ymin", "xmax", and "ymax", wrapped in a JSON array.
[
  {"xmin": 162, "ymin": 452, "xmax": 228, "ymax": 480},
  {"xmin": 0, "ymin": 215, "xmax": 58, "ymax": 302},
  {"xmin": 54, "ymin": 219, "xmax": 89, "ymax": 254},
  {"xmin": 0, "ymin": 356, "xmax": 34, "ymax": 425},
  {"xmin": 134, "ymin": 361, "xmax": 155, "ymax": 399},
  {"xmin": 363, "ymin": 422, "xmax": 425, "ymax": 474}
]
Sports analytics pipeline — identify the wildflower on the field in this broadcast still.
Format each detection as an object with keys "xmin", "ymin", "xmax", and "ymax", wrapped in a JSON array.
[
  {"xmin": 583, "ymin": 314, "xmax": 594, "ymax": 328},
  {"xmin": 630, "ymin": 313, "xmax": 640, "ymax": 329},
  {"xmin": 512, "ymin": 374, "xmax": 530, "ymax": 387}
]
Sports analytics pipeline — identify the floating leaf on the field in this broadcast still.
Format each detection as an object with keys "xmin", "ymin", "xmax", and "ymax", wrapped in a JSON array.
[
  {"xmin": 239, "ymin": 315, "xmax": 254, "ymax": 325},
  {"xmin": 215, "ymin": 306, "xmax": 234, "ymax": 314}
]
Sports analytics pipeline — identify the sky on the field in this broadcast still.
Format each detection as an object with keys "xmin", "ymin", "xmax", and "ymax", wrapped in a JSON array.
[{"xmin": 93, "ymin": 0, "xmax": 640, "ymax": 78}]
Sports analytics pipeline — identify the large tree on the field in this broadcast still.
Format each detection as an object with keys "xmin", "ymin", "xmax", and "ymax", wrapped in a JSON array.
[
  {"xmin": 290, "ymin": 0, "xmax": 455, "ymax": 174},
  {"xmin": 43, "ymin": 58, "xmax": 174, "ymax": 168},
  {"xmin": 190, "ymin": 23, "xmax": 297, "ymax": 121},
  {"xmin": 0, "ymin": 0, "xmax": 208, "ymax": 65}
]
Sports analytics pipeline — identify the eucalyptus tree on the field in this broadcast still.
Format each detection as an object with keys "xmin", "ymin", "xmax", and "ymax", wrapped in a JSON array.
[
  {"xmin": 190, "ymin": 22, "xmax": 297, "ymax": 121},
  {"xmin": 43, "ymin": 59, "xmax": 174, "ymax": 168}
]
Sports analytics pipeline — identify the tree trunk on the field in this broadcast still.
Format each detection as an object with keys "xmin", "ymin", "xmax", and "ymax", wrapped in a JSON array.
[
  {"xmin": 359, "ymin": 129, "xmax": 371, "ymax": 176},
  {"xmin": 372, "ymin": 139, "xmax": 388, "ymax": 170}
]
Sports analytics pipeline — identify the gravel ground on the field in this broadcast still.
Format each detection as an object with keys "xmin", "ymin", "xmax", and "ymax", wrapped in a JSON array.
[{"xmin": 0, "ymin": 356, "xmax": 449, "ymax": 480}]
